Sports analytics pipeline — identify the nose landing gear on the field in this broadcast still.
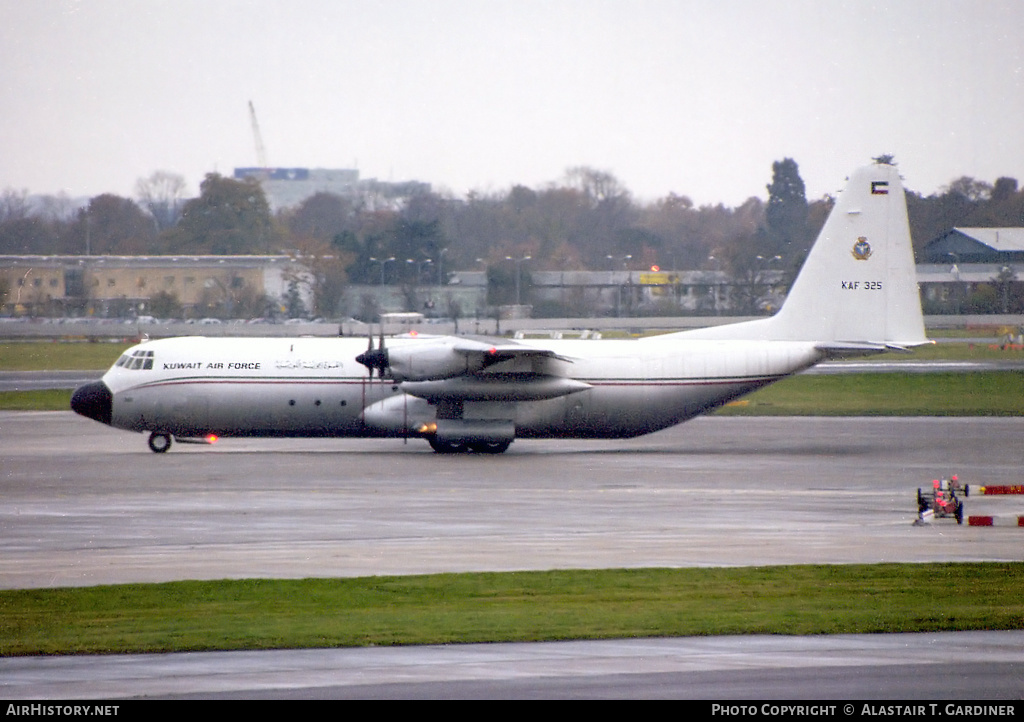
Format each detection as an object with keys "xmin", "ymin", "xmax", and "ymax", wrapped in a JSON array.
[{"xmin": 148, "ymin": 432, "xmax": 172, "ymax": 453}]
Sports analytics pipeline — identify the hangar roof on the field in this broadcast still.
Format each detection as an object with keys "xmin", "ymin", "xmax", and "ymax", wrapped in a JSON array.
[
  {"xmin": 922, "ymin": 228, "xmax": 1024, "ymax": 263},
  {"xmin": 953, "ymin": 228, "xmax": 1024, "ymax": 252}
]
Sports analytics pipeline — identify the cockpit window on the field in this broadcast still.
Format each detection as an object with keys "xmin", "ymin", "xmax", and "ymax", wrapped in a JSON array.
[{"xmin": 119, "ymin": 349, "xmax": 155, "ymax": 371}]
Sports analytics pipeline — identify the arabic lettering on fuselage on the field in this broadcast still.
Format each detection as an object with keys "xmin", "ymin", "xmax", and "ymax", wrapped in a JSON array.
[{"xmin": 274, "ymin": 359, "xmax": 343, "ymax": 370}]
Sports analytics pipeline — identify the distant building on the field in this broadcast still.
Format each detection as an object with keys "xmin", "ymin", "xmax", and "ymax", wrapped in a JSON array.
[
  {"xmin": 446, "ymin": 269, "xmax": 781, "ymax": 317},
  {"xmin": 233, "ymin": 167, "xmax": 431, "ymax": 211},
  {"xmin": 917, "ymin": 228, "xmax": 1024, "ymax": 313},
  {"xmin": 0, "ymin": 255, "xmax": 311, "ymax": 318}
]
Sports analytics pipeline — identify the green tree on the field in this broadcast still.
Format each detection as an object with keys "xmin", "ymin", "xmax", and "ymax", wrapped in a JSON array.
[
  {"xmin": 147, "ymin": 290, "xmax": 182, "ymax": 318},
  {"xmin": 284, "ymin": 192, "xmax": 355, "ymax": 243},
  {"xmin": 283, "ymin": 277, "xmax": 306, "ymax": 318},
  {"xmin": 946, "ymin": 176, "xmax": 992, "ymax": 202},
  {"xmin": 764, "ymin": 158, "xmax": 808, "ymax": 260},
  {"xmin": 0, "ymin": 216, "xmax": 59, "ymax": 254},
  {"xmin": 169, "ymin": 174, "xmax": 277, "ymax": 254},
  {"xmin": 68, "ymin": 195, "xmax": 156, "ymax": 255},
  {"xmin": 991, "ymin": 177, "xmax": 1018, "ymax": 204}
]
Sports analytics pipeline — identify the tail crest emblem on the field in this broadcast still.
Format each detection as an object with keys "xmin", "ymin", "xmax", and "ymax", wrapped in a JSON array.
[{"xmin": 851, "ymin": 237, "xmax": 873, "ymax": 261}]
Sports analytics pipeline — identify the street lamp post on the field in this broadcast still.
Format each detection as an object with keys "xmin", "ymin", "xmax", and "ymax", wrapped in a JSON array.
[
  {"xmin": 407, "ymin": 258, "xmax": 432, "ymax": 285},
  {"xmin": 708, "ymin": 255, "xmax": 721, "ymax": 313},
  {"xmin": 369, "ymin": 257, "xmax": 396, "ymax": 285},
  {"xmin": 436, "ymin": 248, "xmax": 448, "ymax": 286},
  {"xmin": 945, "ymin": 253, "xmax": 963, "ymax": 314},
  {"xmin": 506, "ymin": 255, "xmax": 531, "ymax": 306},
  {"xmin": 606, "ymin": 254, "xmax": 631, "ymax": 317},
  {"xmin": 999, "ymin": 265, "xmax": 1015, "ymax": 314}
]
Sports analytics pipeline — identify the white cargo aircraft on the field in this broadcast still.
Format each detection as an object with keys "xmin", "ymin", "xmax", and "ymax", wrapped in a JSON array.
[{"xmin": 71, "ymin": 161, "xmax": 928, "ymax": 454}]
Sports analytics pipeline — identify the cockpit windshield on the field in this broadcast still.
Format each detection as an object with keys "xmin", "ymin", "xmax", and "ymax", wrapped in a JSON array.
[{"xmin": 114, "ymin": 348, "xmax": 154, "ymax": 370}]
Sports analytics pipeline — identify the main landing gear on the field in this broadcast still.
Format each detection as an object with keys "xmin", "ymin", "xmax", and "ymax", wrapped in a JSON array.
[{"xmin": 427, "ymin": 437, "xmax": 512, "ymax": 454}]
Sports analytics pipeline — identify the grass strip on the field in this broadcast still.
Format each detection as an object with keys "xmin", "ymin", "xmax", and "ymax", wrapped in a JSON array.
[
  {"xmin": 0, "ymin": 389, "xmax": 73, "ymax": 411},
  {"xmin": 0, "ymin": 341, "xmax": 128, "ymax": 372},
  {"xmin": 716, "ymin": 371, "xmax": 1024, "ymax": 416},
  {"xmin": 2, "ymin": 563, "xmax": 1022, "ymax": 656}
]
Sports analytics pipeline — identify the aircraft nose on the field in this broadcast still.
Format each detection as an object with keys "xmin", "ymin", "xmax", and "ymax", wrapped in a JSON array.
[{"xmin": 70, "ymin": 381, "xmax": 113, "ymax": 425}]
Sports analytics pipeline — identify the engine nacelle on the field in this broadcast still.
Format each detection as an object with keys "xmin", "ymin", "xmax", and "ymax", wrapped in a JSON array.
[
  {"xmin": 385, "ymin": 339, "xmax": 486, "ymax": 382},
  {"xmin": 361, "ymin": 394, "xmax": 435, "ymax": 434}
]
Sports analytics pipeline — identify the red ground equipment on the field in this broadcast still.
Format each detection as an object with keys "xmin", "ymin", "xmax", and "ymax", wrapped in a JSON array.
[{"xmin": 916, "ymin": 476, "xmax": 967, "ymax": 524}]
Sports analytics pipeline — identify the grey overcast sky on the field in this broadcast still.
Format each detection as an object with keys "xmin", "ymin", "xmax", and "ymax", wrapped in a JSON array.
[{"xmin": 1, "ymin": 0, "xmax": 1022, "ymax": 206}]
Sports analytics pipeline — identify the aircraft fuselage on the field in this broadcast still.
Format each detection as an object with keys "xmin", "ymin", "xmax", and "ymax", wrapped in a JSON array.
[{"xmin": 74, "ymin": 334, "xmax": 822, "ymax": 445}]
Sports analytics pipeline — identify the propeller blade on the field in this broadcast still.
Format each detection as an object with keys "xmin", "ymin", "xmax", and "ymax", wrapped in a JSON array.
[
  {"xmin": 365, "ymin": 330, "xmax": 376, "ymax": 377},
  {"xmin": 356, "ymin": 326, "xmax": 389, "ymax": 378}
]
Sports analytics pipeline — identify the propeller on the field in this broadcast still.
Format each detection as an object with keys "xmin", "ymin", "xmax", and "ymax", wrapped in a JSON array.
[{"xmin": 356, "ymin": 328, "xmax": 390, "ymax": 378}]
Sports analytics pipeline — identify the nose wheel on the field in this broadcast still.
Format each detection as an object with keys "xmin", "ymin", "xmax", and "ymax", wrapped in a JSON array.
[{"xmin": 148, "ymin": 432, "xmax": 172, "ymax": 453}]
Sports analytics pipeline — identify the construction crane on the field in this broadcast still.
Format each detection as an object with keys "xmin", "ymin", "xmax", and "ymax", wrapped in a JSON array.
[{"xmin": 248, "ymin": 100, "xmax": 269, "ymax": 176}]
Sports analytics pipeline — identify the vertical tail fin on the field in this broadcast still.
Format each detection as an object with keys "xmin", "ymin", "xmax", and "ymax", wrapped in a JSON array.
[
  {"xmin": 678, "ymin": 161, "xmax": 928, "ymax": 349},
  {"xmin": 769, "ymin": 161, "xmax": 927, "ymax": 348}
]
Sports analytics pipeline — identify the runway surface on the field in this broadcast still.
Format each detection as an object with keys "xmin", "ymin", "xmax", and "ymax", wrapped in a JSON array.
[
  {"xmin": 3, "ymin": 412, "xmax": 1023, "ymax": 698},
  {"xmin": 4, "ymin": 412, "xmax": 1023, "ymax": 587},
  {"xmin": 5, "ymin": 632, "xmax": 1024, "ymax": 699}
]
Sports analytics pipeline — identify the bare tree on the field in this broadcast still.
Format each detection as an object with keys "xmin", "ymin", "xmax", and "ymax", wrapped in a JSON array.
[
  {"xmin": 36, "ymin": 192, "xmax": 78, "ymax": 222},
  {"xmin": 135, "ymin": 171, "xmax": 187, "ymax": 231},
  {"xmin": 0, "ymin": 188, "xmax": 31, "ymax": 223}
]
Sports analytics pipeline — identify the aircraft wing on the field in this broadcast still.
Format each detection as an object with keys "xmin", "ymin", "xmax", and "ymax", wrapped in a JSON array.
[
  {"xmin": 361, "ymin": 333, "xmax": 574, "ymax": 383},
  {"xmin": 451, "ymin": 335, "xmax": 575, "ymax": 365}
]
